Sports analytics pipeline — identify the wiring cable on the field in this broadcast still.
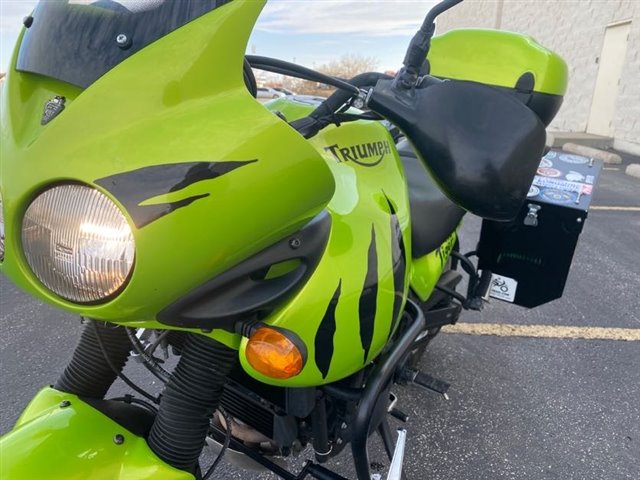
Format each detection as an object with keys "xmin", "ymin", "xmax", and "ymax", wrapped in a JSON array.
[
  {"xmin": 203, "ymin": 408, "xmax": 233, "ymax": 480},
  {"xmin": 91, "ymin": 321, "xmax": 160, "ymax": 404},
  {"xmin": 125, "ymin": 327, "xmax": 171, "ymax": 384}
]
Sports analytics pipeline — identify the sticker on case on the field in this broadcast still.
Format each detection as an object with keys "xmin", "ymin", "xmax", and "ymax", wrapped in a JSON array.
[
  {"xmin": 539, "ymin": 158, "xmax": 553, "ymax": 168},
  {"xmin": 488, "ymin": 274, "xmax": 518, "ymax": 303},
  {"xmin": 559, "ymin": 153, "xmax": 589, "ymax": 164},
  {"xmin": 537, "ymin": 167, "xmax": 562, "ymax": 178},
  {"xmin": 541, "ymin": 188, "xmax": 575, "ymax": 204},
  {"xmin": 566, "ymin": 171, "xmax": 585, "ymax": 182}
]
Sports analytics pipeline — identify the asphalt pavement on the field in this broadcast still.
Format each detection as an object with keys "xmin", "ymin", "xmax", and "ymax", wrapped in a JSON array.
[{"xmin": 1, "ymin": 165, "xmax": 639, "ymax": 479}]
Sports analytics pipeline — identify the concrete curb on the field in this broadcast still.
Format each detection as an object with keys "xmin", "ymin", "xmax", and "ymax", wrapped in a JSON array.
[
  {"xmin": 625, "ymin": 164, "xmax": 640, "ymax": 179},
  {"xmin": 562, "ymin": 143, "xmax": 622, "ymax": 164}
]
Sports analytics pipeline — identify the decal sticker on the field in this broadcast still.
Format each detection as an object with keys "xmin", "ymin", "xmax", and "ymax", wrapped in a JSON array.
[
  {"xmin": 436, "ymin": 234, "xmax": 456, "ymax": 269},
  {"xmin": 559, "ymin": 153, "xmax": 589, "ymax": 164},
  {"xmin": 358, "ymin": 226, "xmax": 378, "ymax": 364},
  {"xmin": 539, "ymin": 158, "xmax": 553, "ymax": 168},
  {"xmin": 488, "ymin": 274, "xmax": 518, "ymax": 303},
  {"xmin": 540, "ymin": 188, "xmax": 575, "ymax": 204},
  {"xmin": 41, "ymin": 96, "xmax": 66, "ymax": 125},
  {"xmin": 565, "ymin": 171, "xmax": 585, "ymax": 182},
  {"xmin": 95, "ymin": 161, "xmax": 256, "ymax": 228},
  {"xmin": 536, "ymin": 167, "xmax": 562, "ymax": 178},
  {"xmin": 527, "ymin": 186, "xmax": 541, "ymax": 198},
  {"xmin": 386, "ymin": 196, "xmax": 407, "ymax": 338},
  {"xmin": 315, "ymin": 282, "xmax": 341, "ymax": 379},
  {"xmin": 533, "ymin": 176, "xmax": 582, "ymax": 193},
  {"xmin": 324, "ymin": 140, "xmax": 392, "ymax": 167}
]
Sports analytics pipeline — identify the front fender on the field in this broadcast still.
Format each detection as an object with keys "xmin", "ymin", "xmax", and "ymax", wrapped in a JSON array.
[{"xmin": 0, "ymin": 388, "xmax": 191, "ymax": 480}]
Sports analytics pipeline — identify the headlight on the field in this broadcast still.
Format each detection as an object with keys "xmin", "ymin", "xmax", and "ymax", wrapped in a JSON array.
[
  {"xmin": 0, "ymin": 191, "xmax": 5, "ymax": 261},
  {"xmin": 22, "ymin": 184, "xmax": 135, "ymax": 303}
]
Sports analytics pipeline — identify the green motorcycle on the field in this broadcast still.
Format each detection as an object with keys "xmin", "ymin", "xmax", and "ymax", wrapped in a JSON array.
[{"xmin": 0, "ymin": 0, "xmax": 573, "ymax": 478}]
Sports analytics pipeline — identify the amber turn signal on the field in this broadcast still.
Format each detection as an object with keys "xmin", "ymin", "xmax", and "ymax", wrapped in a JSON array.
[{"xmin": 246, "ymin": 327, "xmax": 304, "ymax": 379}]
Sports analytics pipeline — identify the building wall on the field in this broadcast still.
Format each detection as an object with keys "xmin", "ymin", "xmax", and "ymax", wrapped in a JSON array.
[{"xmin": 436, "ymin": 0, "xmax": 640, "ymax": 151}]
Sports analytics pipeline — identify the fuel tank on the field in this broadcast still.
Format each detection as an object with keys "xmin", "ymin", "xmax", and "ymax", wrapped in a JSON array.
[{"xmin": 236, "ymin": 97, "xmax": 413, "ymax": 386}]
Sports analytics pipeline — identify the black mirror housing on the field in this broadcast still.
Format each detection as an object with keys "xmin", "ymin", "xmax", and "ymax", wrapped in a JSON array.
[{"xmin": 369, "ymin": 79, "xmax": 546, "ymax": 221}]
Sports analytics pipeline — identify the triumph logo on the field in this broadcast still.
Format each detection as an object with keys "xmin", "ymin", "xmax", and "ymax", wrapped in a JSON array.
[{"xmin": 324, "ymin": 140, "xmax": 391, "ymax": 167}]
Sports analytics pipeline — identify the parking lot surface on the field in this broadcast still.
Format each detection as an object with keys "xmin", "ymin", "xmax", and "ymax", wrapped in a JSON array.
[{"xmin": 1, "ymin": 166, "xmax": 638, "ymax": 479}]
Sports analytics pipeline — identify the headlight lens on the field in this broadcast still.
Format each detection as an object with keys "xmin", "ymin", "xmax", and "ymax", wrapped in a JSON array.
[
  {"xmin": 0, "ymin": 191, "xmax": 5, "ymax": 261},
  {"xmin": 22, "ymin": 185, "xmax": 135, "ymax": 303}
]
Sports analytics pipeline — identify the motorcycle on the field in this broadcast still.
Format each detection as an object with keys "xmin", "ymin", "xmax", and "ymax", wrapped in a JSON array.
[{"xmin": 0, "ymin": 0, "xmax": 579, "ymax": 479}]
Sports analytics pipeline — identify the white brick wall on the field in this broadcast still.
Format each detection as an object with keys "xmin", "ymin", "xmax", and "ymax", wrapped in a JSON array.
[{"xmin": 436, "ymin": 0, "xmax": 640, "ymax": 149}]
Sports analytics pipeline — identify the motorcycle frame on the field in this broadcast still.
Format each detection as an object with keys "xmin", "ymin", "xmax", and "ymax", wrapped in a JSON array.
[{"xmin": 0, "ymin": 299, "xmax": 425, "ymax": 480}]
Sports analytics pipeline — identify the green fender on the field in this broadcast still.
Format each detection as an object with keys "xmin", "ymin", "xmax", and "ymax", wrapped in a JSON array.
[{"xmin": 0, "ymin": 388, "xmax": 192, "ymax": 480}]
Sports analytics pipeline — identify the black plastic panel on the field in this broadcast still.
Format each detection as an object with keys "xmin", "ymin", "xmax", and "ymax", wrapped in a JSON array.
[
  {"xmin": 17, "ymin": 0, "xmax": 231, "ymax": 88},
  {"xmin": 158, "ymin": 211, "xmax": 331, "ymax": 331},
  {"xmin": 369, "ymin": 78, "xmax": 547, "ymax": 221}
]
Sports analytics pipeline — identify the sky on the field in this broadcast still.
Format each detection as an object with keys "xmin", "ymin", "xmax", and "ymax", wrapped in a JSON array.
[{"xmin": 0, "ymin": 0, "xmax": 437, "ymax": 73}]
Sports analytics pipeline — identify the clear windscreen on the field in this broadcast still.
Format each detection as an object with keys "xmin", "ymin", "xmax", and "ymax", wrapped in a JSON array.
[{"xmin": 16, "ymin": 0, "xmax": 232, "ymax": 88}]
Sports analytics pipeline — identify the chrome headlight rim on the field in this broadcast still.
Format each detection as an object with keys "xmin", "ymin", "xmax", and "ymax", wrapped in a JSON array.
[{"xmin": 21, "ymin": 182, "xmax": 136, "ymax": 305}]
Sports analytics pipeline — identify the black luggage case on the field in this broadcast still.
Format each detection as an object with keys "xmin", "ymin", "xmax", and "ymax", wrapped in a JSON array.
[{"xmin": 477, "ymin": 150, "xmax": 603, "ymax": 308}]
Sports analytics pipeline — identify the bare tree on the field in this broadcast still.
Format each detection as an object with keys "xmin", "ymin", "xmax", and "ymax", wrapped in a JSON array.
[
  {"xmin": 272, "ymin": 54, "xmax": 379, "ymax": 97},
  {"xmin": 319, "ymin": 54, "xmax": 379, "ymax": 80}
]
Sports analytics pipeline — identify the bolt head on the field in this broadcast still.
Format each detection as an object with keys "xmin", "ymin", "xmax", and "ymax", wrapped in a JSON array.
[
  {"xmin": 289, "ymin": 238, "xmax": 301, "ymax": 249},
  {"xmin": 113, "ymin": 434, "xmax": 125, "ymax": 445},
  {"xmin": 59, "ymin": 400, "xmax": 71, "ymax": 408}
]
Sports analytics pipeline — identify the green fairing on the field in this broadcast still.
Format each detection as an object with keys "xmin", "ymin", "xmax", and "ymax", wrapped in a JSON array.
[
  {"xmin": 0, "ymin": 0, "xmax": 467, "ymax": 390},
  {"xmin": 410, "ymin": 232, "xmax": 458, "ymax": 302},
  {"xmin": 0, "ymin": 0, "xmax": 453, "ymax": 388},
  {"xmin": 428, "ymin": 29, "xmax": 568, "ymax": 95},
  {"xmin": 0, "ymin": 1, "xmax": 334, "ymax": 350},
  {"xmin": 0, "ymin": 388, "xmax": 192, "ymax": 480}
]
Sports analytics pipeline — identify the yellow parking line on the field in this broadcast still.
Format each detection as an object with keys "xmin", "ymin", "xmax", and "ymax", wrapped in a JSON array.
[
  {"xmin": 442, "ymin": 323, "xmax": 640, "ymax": 341},
  {"xmin": 591, "ymin": 206, "xmax": 640, "ymax": 212}
]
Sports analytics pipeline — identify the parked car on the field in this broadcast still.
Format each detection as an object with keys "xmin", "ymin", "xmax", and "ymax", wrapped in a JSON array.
[
  {"xmin": 256, "ymin": 87, "xmax": 285, "ymax": 99},
  {"xmin": 273, "ymin": 87, "xmax": 296, "ymax": 96}
]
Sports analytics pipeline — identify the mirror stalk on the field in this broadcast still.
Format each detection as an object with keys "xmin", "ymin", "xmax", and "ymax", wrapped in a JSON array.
[{"xmin": 395, "ymin": 0, "xmax": 464, "ymax": 91}]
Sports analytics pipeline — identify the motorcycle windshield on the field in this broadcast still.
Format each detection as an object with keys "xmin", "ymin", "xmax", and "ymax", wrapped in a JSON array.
[{"xmin": 16, "ymin": 0, "xmax": 231, "ymax": 88}]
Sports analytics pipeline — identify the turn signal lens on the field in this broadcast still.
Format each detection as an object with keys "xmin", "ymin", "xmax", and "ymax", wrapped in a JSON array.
[{"xmin": 246, "ymin": 328, "xmax": 304, "ymax": 379}]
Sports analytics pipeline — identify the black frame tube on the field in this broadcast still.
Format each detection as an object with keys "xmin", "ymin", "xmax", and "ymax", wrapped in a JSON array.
[{"xmin": 351, "ymin": 299, "xmax": 426, "ymax": 480}]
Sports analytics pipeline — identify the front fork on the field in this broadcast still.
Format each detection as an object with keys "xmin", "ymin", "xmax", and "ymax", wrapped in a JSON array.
[
  {"xmin": 3, "ymin": 321, "xmax": 237, "ymax": 479},
  {"xmin": 147, "ymin": 332, "xmax": 236, "ymax": 472}
]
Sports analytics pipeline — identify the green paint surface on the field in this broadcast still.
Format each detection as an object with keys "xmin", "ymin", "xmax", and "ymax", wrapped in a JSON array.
[
  {"xmin": 429, "ymin": 29, "xmax": 568, "ymax": 95},
  {"xmin": 1, "ymin": 388, "xmax": 192, "ymax": 480}
]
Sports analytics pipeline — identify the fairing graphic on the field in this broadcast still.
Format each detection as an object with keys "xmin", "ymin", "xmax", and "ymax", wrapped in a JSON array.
[{"xmin": 95, "ymin": 160, "xmax": 256, "ymax": 228}]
